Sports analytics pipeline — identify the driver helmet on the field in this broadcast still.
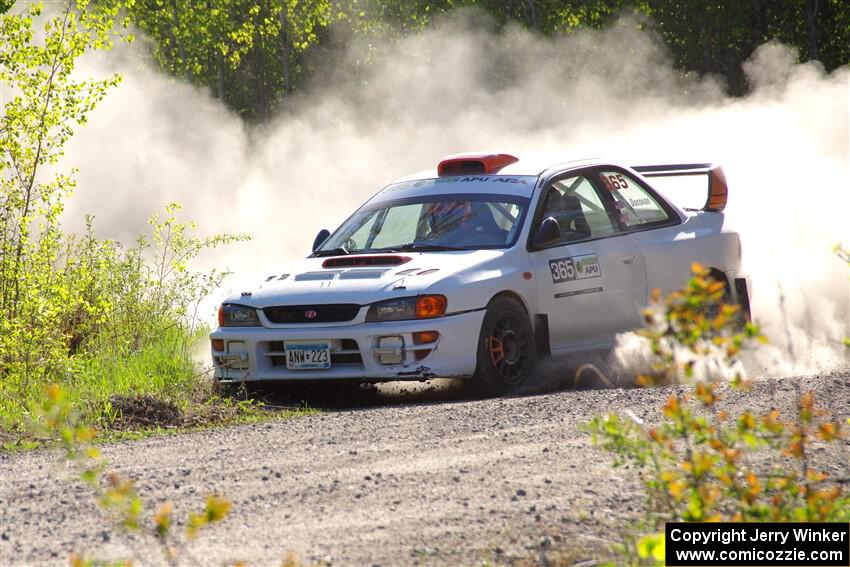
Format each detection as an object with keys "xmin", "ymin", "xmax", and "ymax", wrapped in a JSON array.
[{"xmin": 425, "ymin": 201, "xmax": 473, "ymax": 233}]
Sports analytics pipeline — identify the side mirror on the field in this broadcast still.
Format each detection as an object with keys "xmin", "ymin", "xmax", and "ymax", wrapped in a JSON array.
[
  {"xmin": 531, "ymin": 217, "xmax": 561, "ymax": 249},
  {"xmin": 312, "ymin": 229, "xmax": 331, "ymax": 252}
]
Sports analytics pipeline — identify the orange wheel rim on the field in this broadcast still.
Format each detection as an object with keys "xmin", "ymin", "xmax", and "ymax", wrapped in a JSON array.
[{"xmin": 488, "ymin": 335, "xmax": 505, "ymax": 365}]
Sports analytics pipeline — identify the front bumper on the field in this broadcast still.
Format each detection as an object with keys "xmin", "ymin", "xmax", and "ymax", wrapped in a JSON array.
[{"xmin": 209, "ymin": 310, "xmax": 485, "ymax": 382}]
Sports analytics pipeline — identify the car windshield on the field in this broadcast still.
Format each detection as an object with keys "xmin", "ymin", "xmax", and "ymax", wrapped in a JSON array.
[{"xmin": 317, "ymin": 195, "xmax": 528, "ymax": 254}]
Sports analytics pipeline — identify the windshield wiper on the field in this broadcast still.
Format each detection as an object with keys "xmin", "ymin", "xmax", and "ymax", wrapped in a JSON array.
[
  {"xmin": 311, "ymin": 247, "xmax": 350, "ymax": 257},
  {"xmin": 376, "ymin": 242, "xmax": 467, "ymax": 252}
]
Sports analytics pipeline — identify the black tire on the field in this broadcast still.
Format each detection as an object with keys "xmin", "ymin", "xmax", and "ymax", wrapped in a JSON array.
[
  {"xmin": 707, "ymin": 269, "xmax": 749, "ymax": 327},
  {"xmin": 471, "ymin": 296, "xmax": 537, "ymax": 397}
]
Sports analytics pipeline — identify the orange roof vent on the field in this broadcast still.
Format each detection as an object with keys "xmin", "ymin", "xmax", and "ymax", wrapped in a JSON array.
[{"xmin": 437, "ymin": 153, "xmax": 519, "ymax": 177}]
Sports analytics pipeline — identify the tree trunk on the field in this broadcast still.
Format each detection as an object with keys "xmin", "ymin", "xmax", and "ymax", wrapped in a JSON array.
[
  {"xmin": 279, "ymin": 3, "xmax": 293, "ymax": 98},
  {"xmin": 257, "ymin": 47, "xmax": 268, "ymax": 120},
  {"xmin": 805, "ymin": 0, "xmax": 820, "ymax": 60},
  {"xmin": 526, "ymin": 0, "xmax": 538, "ymax": 31},
  {"xmin": 169, "ymin": 0, "xmax": 187, "ymax": 74},
  {"xmin": 217, "ymin": 52, "xmax": 225, "ymax": 100}
]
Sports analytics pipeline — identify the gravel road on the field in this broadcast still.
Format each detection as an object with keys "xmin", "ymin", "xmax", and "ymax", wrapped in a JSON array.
[{"xmin": 2, "ymin": 372, "xmax": 848, "ymax": 567}]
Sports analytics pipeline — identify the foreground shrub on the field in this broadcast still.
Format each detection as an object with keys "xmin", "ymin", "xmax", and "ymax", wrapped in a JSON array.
[
  {"xmin": 587, "ymin": 265, "xmax": 848, "ymax": 565},
  {"xmin": 1, "ymin": 3, "xmax": 248, "ymax": 434},
  {"xmin": 0, "ymin": 203, "xmax": 247, "ymax": 434}
]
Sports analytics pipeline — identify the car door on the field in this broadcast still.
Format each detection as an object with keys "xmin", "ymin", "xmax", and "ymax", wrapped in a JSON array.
[
  {"xmin": 595, "ymin": 167, "xmax": 686, "ymax": 298},
  {"xmin": 529, "ymin": 172, "xmax": 648, "ymax": 351}
]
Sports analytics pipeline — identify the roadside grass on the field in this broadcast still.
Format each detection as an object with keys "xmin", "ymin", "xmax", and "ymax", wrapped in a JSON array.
[
  {"xmin": 1, "ymin": 324, "xmax": 317, "ymax": 452},
  {"xmin": 0, "ymin": 201, "xmax": 256, "ymax": 448},
  {"xmin": 77, "ymin": 327, "xmax": 203, "ymax": 417},
  {"xmin": 102, "ymin": 403, "xmax": 318, "ymax": 439},
  {"xmin": 0, "ymin": 5, "xmax": 255, "ymax": 445},
  {"xmin": 4, "ymin": 388, "xmax": 317, "ymax": 453}
]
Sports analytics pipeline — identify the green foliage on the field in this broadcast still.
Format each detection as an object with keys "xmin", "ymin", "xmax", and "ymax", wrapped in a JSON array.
[
  {"xmin": 0, "ymin": 5, "xmax": 249, "ymax": 434},
  {"xmin": 646, "ymin": 0, "xmax": 850, "ymax": 94},
  {"xmin": 31, "ymin": 384, "xmax": 232, "ymax": 566},
  {"xmin": 0, "ymin": 201, "xmax": 248, "ymax": 433},
  {"xmin": 113, "ymin": 0, "xmax": 850, "ymax": 119},
  {"xmin": 636, "ymin": 262, "xmax": 765, "ymax": 386},
  {"xmin": 123, "ymin": 0, "xmax": 332, "ymax": 119},
  {"xmin": 587, "ymin": 266, "xmax": 849, "ymax": 566},
  {"xmin": 1, "ymin": 0, "xmax": 124, "ymax": 429},
  {"xmin": 636, "ymin": 532, "xmax": 664, "ymax": 562}
]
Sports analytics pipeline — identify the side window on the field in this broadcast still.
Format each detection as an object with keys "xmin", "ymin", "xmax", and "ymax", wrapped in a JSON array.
[
  {"xmin": 539, "ymin": 175, "xmax": 617, "ymax": 244},
  {"xmin": 345, "ymin": 210, "xmax": 379, "ymax": 249},
  {"xmin": 598, "ymin": 171, "xmax": 671, "ymax": 228}
]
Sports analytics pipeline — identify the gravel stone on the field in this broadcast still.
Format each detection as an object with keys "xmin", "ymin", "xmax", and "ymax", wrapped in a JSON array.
[{"xmin": 0, "ymin": 372, "xmax": 847, "ymax": 566}]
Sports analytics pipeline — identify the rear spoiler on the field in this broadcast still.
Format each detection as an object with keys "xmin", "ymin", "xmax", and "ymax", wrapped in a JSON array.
[{"xmin": 632, "ymin": 163, "xmax": 728, "ymax": 212}]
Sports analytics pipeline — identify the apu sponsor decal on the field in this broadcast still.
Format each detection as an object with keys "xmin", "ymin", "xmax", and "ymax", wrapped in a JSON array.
[
  {"xmin": 457, "ymin": 176, "xmax": 529, "ymax": 184},
  {"xmin": 548, "ymin": 253, "xmax": 601, "ymax": 284}
]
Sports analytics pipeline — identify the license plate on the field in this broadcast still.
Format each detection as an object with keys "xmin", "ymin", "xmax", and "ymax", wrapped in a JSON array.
[{"xmin": 284, "ymin": 341, "xmax": 331, "ymax": 370}]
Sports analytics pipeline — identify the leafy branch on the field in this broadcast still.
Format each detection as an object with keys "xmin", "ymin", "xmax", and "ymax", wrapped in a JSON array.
[{"xmin": 586, "ymin": 265, "xmax": 849, "ymax": 565}]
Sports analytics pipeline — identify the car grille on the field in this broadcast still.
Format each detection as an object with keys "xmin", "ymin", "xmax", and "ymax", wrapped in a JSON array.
[
  {"xmin": 263, "ymin": 304, "xmax": 360, "ymax": 324},
  {"xmin": 266, "ymin": 339, "xmax": 363, "ymax": 366}
]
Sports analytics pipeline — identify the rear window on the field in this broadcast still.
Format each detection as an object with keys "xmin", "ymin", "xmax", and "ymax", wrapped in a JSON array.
[{"xmin": 598, "ymin": 171, "xmax": 671, "ymax": 228}]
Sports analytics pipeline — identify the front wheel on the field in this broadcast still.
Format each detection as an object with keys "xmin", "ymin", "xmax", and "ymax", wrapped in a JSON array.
[{"xmin": 471, "ymin": 296, "xmax": 537, "ymax": 397}]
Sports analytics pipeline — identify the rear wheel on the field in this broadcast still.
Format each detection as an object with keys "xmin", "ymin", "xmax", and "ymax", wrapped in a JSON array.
[
  {"xmin": 471, "ymin": 296, "xmax": 537, "ymax": 397},
  {"xmin": 707, "ymin": 268, "xmax": 750, "ymax": 325}
]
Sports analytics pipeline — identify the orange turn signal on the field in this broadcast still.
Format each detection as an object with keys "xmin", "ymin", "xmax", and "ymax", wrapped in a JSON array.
[
  {"xmin": 415, "ymin": 295, "xmax": 447, "ymax": 319},
  {"xmin": 412, "ymin": 331, "xmax": 440, "ymax": 345},
  {"xmin": 211, "ymin": 339, "xmax": 225, "ymax": 351}
]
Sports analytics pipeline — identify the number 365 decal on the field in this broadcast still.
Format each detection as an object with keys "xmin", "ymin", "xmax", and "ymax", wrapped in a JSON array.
[
  {"xmin": 549, "ymin": 254, "xmax": 601, "ymax": 284},
  {"xmin": 600, "ymin": 173, "xmax": 629, "ymax": 191}
]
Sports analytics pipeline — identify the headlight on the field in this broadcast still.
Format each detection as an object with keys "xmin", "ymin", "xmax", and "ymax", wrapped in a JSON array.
[
  {"xmin": 366, "ymin": 295, "xmax": 447, "ymax": 322},
  {"xmin": 218, "ymin": 303, "xmax": 261, "ymax": 327}
]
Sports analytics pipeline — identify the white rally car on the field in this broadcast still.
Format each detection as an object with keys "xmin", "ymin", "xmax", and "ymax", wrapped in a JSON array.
[{"xmin": 211, "ymin": 153, "xmax": 749, "ymax": 395}]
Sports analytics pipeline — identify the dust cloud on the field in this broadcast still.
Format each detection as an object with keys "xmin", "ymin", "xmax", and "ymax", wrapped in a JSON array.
[{"xmin": 59, "ymin": 10, "xmax": 849, "ymax": 377}]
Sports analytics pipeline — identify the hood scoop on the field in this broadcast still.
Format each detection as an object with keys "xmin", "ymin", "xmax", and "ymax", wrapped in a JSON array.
[
  {"xmin": 294, "ymin": 271, "xmax": 337, "ymax": 281},
  {"xmin": 322, "ymin": 255, "xmax": 411, "ymax": 268},
  {"xmin": 339, "ymin": 269, "xmax": 388, "ymax": 280}
]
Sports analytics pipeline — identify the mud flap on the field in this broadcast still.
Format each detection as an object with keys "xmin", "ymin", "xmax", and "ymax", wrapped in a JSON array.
[
  {"xmin": 534, "ymin": 314, "xmax": 550, "ymax": 357},
  {"xmin": 734, "ymin": 278, "xmax": 752, "ymax": 322}
]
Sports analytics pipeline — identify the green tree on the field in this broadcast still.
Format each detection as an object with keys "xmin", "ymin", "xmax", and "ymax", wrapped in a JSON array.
[
  {"xmin": 1, "ymin": 2, "xmax": 247, "ymax": 432},
  {"xmin": 110, "ymin": 0, "xmax": 850, "ymax": 118},
  {"xmin": 123, "ymin": 0, "xmax": 332, "ymax": 119},
  {"xmin": 124, "ymin": 0, "xmax": 264, "ymax": 96},
  {"xmin": 645, "ymin": 0, "xmax": 850, "ymax": 93},
  {"xmin": 0, "ymin": 0, "xmax": 125, "ymax": 385}
]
